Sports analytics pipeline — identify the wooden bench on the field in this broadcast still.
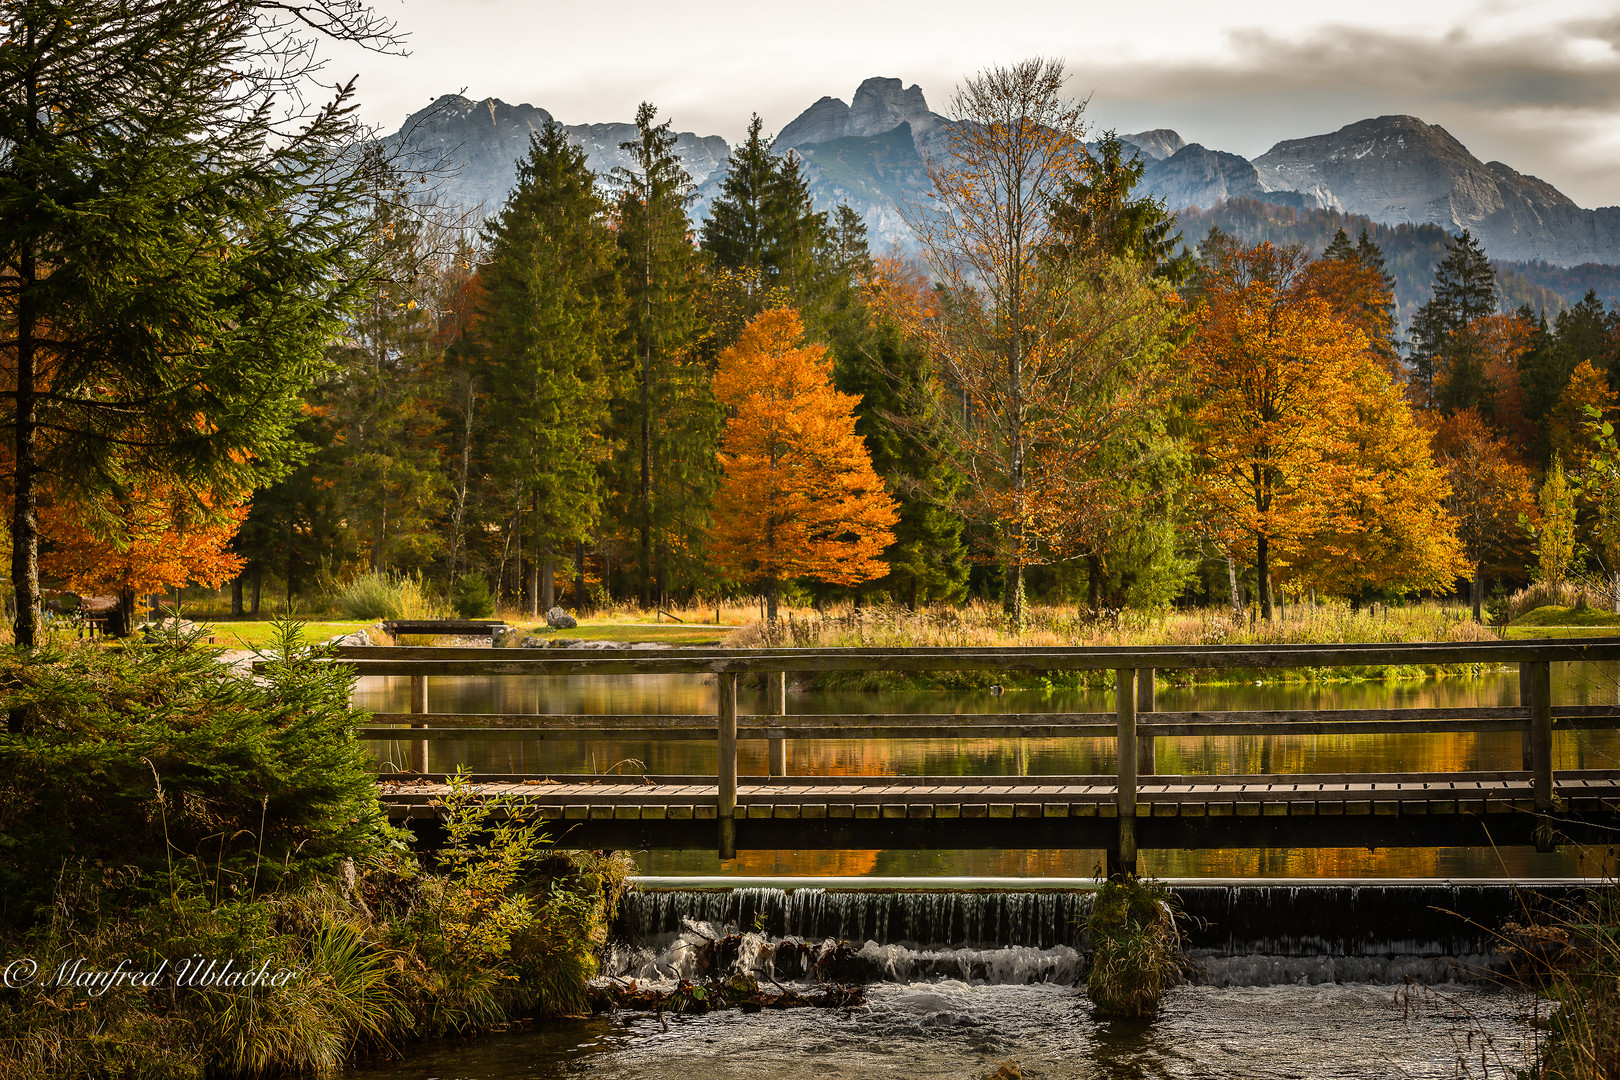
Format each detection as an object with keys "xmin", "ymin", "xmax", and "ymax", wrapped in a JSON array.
[{"xmin": 379, "ymin": 619, "xmax": 508, "ymax": 643}]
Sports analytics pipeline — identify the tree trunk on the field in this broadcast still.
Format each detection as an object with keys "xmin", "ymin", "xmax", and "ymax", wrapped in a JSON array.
[
  {"xmin": 1472, "ymin": 565, "xmax": 1484, "ymax": 623},
  {"xmin": 574, "ymin": 540, "xmax": 588, "ymax": 612},
  {"xmin": 10, "ymin": 242, "xmax": 40, "ymax": 656},
  {"xmin": 1257, "ymin": 535, "xmax": 1273, "ymax": 620},
  {"xmin": 1002, "ymin": 559, "xmax": 1025, "ymax": 630},
  {"xmin": 117, "ymin": 587, "xmax": 136, "ymax": 638},
  {"xmin": 539, "ymin": 548, "xmax": 555, "ymax": 612},
  {"xmin": 1086, "ymin": 552, "xmax": 1103, "ymax": 613},
  {"xmin": 765, "ymin": 575, "xmax": 779, "ymax": 624},
  {"xmin": 251, "ymin": 566, "xmax": 263, "ymax": 616},
  {"xmin": 1226, "ymin": 556, "xmax": 1241, "ymax": 615},
  {"xmin": 907, "ymin": 577, "xmax": 919, "ymax": 612},
  {"xmin": 231, "ymin": 575, "xmax": 244, "ymax": 617},
  {"xmin": 528, "ymin": 559, "xmax": 539, "ymax": 620}
]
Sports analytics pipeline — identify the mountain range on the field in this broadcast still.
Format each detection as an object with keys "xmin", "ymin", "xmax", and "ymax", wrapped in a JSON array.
[{"xmin": 384, "ymin": 77, "xmax": 1620, "ymax": 269}]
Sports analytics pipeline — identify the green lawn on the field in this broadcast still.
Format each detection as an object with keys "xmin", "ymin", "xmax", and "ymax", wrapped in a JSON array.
[{"xmin": 1503, "ymin": 604, "xmax": 1620, "ymax": 638}]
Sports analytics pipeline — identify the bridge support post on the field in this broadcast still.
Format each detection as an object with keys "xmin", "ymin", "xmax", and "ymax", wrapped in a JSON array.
[
  {"xmin": 1111, "ymin": 667, "xmax": 1138, "ymax": 878},
  {"xmin": 1520, "ymin": 662, "xmax": 1534, "ymax": 770},
  {"xmin": 1137, "ymin": 668, "xmax": 1156, "ymax": 776},
  {"xmin": 718, "ymin": 671, "xmax": 738, "ymax": 860},
  {"xmin": 768, "ymin": 671, "xmax": 788, "ymax": 777},
  {"xmin": 1531, "ymin": 660, "xmax": 1554, "ymax": 812},
  {"xmin": 409, "ymin": 675, "xmax": 429, "ymax": 774}
]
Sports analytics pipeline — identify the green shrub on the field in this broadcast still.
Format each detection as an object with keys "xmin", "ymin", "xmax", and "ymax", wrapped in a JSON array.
[
  {"xmin": 336, "ymin": 572, "xmax": 444, "ymax": 621},
  {"xmin": 0, "ymin": 623, "xmax": 386, "ymax": 924},
  {"xmin": 452, "ymin": 574, "xmax": 495, "ymax": 619},
  {"xmin": 1085, "ymin": 877, "xmax": 1183, "ymax": 1018}
]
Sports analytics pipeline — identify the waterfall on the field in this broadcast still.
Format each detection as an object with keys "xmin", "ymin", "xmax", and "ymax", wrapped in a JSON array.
[{"xmin": 607, "ymin": 880, "xmax": 1591, "ymax": 988}]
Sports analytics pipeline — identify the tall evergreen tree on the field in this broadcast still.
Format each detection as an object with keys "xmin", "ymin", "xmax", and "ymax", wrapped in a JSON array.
[
  {"xmin": 610, "ymin": 102, "xmax": 721, "ymax": 608},
  {"xmin": 1047, "ymin": 131, "xmax": 1195, "ymax": 285},
  {"xmin": 1556, "ymin": 290, "xmax": 1618, "ymax": 391},
  {"xmin": 1410, "ymin": 229, "xmax": 1498, "ymax": 402},
  {"xmin": 0, "ymin": 0, "xmax": 384, "ymax": 647},
  {"xmin": 700, "ymin": 114, "xmax": 777, "ymax": 288},
  {"xmin": 475, "ymin": 124, "xmax": 621, "ymax": 614}
]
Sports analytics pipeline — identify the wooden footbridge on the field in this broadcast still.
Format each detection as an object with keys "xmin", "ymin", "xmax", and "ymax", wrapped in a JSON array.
[{"xmin": 318, "ymin": 639, "xmax": 1620, "ymax": 873}]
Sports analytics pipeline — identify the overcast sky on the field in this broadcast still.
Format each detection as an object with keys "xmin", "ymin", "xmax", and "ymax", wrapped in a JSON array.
[{"xmin": 329, "ymin": 0, "xmax": 1620, "ymax": 208}]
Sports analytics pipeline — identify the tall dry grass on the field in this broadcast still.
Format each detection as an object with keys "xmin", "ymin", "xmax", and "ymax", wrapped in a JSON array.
[{"xmin": 725, "ymin": 599, "xmax": 1499, "ymax": 651}]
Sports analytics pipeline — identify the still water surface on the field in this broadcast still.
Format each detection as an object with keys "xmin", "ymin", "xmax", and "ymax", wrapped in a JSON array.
[{"xmin": 354, "ymin": 662, "xmax": 1620, "ymax": 879}]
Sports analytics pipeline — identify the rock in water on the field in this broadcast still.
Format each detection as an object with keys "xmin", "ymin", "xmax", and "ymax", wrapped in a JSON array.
[{"xmin": 545, "ymin": 607, "xmax": 578, "ymax": 629}]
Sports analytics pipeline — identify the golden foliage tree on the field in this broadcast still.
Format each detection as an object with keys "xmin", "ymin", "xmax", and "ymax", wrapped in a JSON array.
[
  {"xmin": 1549, "ymin": 359, "xmax": 1618, "ymax": 469},
  {"xmin": 708, "ymin": 308, "xmax": 898, "ymax": 620},
  {"xmin": 1188, "ymin": 240, "xmax": 1462, "ymax": 616},
  {"xmin": 1430, "ymin": 409, "xmax": 1537, "ymax": 621},
  {"xmin": 41, "ymin": 481, "xmax": 248, "ymax": 629}
]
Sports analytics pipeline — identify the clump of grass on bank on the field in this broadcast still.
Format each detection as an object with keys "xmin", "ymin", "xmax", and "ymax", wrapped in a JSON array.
[
  {"xmin": 1084, "ymin": 877, "xmax": 1184, "ymax": 1018},
  {"xmin": 1496, "ymin": 883, "xmax": 1620, "ymax": 1078},
  {"xmin": 0, "ymin": 629, "xmax": 632, "ymax": 1080},
  {"xmin": 1509, "ymin": 604, "xmax": 1620, "ymax": 629},
  {"xmin": 722, "ymin": 601, "xmax": 1501, "ymax": 690}
]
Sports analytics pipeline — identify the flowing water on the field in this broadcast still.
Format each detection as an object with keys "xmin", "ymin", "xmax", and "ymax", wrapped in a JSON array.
[
  {"xmin": 341, "ymin": 882, "xmax": 1561, "ymax": 1079},
  {"xmin": 354, "ymin": 661, "xmax": 1620, "ymax": 878}
]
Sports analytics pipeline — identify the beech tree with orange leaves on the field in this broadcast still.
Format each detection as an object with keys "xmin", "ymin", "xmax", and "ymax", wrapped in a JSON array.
[
  {"xmin": 1431, "ymin": 410, "xmax": 1537, "ymax": 620},
  {"xmin": 708, "ymin": 308, "xmax": 898, "ymax": 621},
  {"xmin": 41, "ymin": 481, "xmax": 248, "ymax": 632},
  {"xmin": 1188, "ymin": 238, "xmax": 1462, "ymax": 617}
]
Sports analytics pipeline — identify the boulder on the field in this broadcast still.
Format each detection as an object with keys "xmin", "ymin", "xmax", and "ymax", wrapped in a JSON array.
[
  {"xmin": 545, "ymin": 606, "xmax": 578, "ymax": 629},
  {"xmin": 323, "ymin": 630, "xmax": 371, "ymax": 648}
]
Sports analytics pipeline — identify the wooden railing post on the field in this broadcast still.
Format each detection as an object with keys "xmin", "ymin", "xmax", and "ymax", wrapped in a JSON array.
[
  {"xmin": 1531, "ymin": 660, "xmax": 1554, "ymax": 811},
  {"xmin": 1137, "ymin": 667, "xmax": 1157, "ymax": 776},
  {"xmin": 718, "ymin": 671, "xmax": 738, "ymax": 860},
  {"xmin": 1114, "ymin": 668, "xmax": 1138, "ymax": 877},
  {"xmin": 768, "ymin": 671, "xmax": 788, "ymax": 777},
  {"xmin": 1520, "ymin": 661, "xmax": 1534, "ymax": 770},
  {"xmin": 409, "ymin": 674, "xmax": 429, "ymax": 774}
]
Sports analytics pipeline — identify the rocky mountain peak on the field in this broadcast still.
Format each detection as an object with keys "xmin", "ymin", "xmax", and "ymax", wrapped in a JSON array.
[
  {"xmin": 1120, "ymin": 129, "xmax": 1186, "ymax": 161},
  {"xmin": 777, "ymin": 76, "xmax": 942, "ymax": 148}
]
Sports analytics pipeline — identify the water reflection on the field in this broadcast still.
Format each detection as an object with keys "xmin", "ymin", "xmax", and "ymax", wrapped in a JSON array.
[{"xmin": 353, "ymin": 661, "xmax": 1620, "ymax": 879}]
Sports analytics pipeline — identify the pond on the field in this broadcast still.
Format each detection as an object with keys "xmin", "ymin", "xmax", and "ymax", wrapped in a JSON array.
[{"xmin": 353, "ymin": 661, "xmax": 1620, "ymax": 879}]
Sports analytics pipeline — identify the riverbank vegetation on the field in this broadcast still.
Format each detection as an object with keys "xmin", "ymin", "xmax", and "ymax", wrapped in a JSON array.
[{"xmin": 0, "ymin": 630, "xmax": 631, "ymax": 1078}]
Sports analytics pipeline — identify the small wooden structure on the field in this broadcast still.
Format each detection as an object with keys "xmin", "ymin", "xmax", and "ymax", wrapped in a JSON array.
[{"xmin": 378, "ymin": 619, "xmax": 507, "ymax": 643}]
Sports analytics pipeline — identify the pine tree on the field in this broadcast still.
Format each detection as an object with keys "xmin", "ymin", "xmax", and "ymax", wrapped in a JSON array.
[
  {"xmin": 832, "ymin": 258, "xmax": 970, "ymax": 607},
  {"xmin": 700, "ymin": 114, "xmax": 777, "ymax": 288},
  {"xmin": 475, "ymin": 124, "xmax": 622, "ymax": 615},
  {"xmin": 1411, "ymin": 229, "xmax": 1498, "ymax": 401},
  {"xmin": 610, "ymin": 102, "xmax": 721, "ymax": 608}
]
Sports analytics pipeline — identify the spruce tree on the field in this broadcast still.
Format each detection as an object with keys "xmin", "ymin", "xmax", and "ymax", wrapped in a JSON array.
[
  {"xmin": 1411, "ymin": 229, "xmax": 1498, "ymax": 402},
  {"xmin": 700, "ymin": 114, "xmax": 777, "ymax": 287},
  {"xmin": 1048, "ymin": 131, "xmax": 1195, "ymax": 285},
  {"xmin": 475, "ymin": 124, "xmax": 622, "ymax": 614},
  {"xmin": 610, "ymin": 102, "xmax": 721, "ymax": 608},
  {"xmin": 0, "ymin": 0, "xmax": 385, "ymax": 648}
]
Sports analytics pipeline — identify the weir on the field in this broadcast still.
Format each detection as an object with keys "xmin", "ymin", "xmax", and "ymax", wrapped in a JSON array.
[{"xmin": 610, "ymin": 877, "xmax": 1601, "ymax": 988}]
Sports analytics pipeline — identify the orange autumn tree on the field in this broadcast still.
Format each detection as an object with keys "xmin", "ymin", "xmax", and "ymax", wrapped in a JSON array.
[
  {"xmin": 709, "ymin": 308, "xmax": 898, "ymax": 621},
  {"xmin": 1430, "ymin": 409, "xmax": 1537, "ymax": 621},
  {"xmin": 1188, "ymin": 239, "xmax": 1462, "ymax": 616},
  {"xmin": 41, "ymin": 481, "xmax": 248, "ymax": 630}
]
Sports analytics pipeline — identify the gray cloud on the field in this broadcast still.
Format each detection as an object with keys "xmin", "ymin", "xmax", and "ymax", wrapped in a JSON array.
[{"xmin": 1077, "ymin": 17, "xmax": 1620, "ymax": 207}]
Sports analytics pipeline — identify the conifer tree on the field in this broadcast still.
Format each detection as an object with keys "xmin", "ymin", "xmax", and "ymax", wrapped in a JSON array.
[
  {"xmin": 1411, "ymin": 229, "xmax": 1498, "ymax": 401},
  {"xmin": 0, "ymin": 0, "xmax": 387, "ymax": 648},
  {"xmin": 701, "ymin": 114, "xmax": 777, "ymax": 288},
  {"xmin": 1047, "ymin": 131, "xmax": 1194, "ymax": 285},
  {"xmin": 610, "ymin": 102, "xmax": 721, "ymax": 607},
  {"xmin": 475, "ymin": 124, "xmax": 621, "ymax": 614}
]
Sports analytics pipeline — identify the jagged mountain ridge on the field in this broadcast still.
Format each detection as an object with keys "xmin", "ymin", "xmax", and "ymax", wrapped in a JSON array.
[{"xmin": 383, "ymin": 83, "xmax": 1620, "ymax": 267}]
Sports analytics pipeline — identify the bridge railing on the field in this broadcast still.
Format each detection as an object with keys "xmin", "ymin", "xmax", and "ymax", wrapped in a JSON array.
[{"xmin": 316, "ymin": 639, "xmax": 1620, "ymax": 863}]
